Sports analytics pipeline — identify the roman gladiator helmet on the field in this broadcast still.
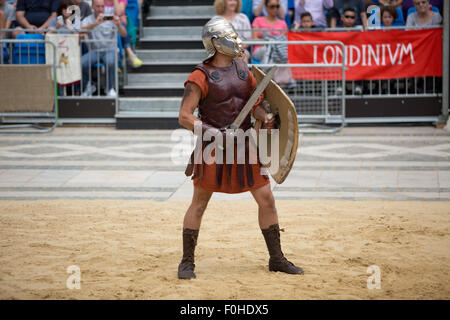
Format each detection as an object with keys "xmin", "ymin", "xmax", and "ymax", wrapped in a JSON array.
[{"xmin": 202, "ymin": 16, "xmax": 244, "ymax": 62}]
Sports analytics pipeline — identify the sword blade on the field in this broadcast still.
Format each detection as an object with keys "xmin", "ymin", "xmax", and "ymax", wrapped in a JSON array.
[{"xmin": 229, "ymin": 65, "xmax": 278, "ymax": 130}]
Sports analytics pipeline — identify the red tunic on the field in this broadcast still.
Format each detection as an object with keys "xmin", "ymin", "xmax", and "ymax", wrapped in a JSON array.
[{"xmin": 184, "ymin": 59, "xmax": 270, "ymax": 193}]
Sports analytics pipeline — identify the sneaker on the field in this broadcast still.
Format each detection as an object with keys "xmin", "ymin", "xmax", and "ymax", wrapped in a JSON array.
[
  {"xmin": 127, "ymin": 53, "xmax": 143, "ymax": 68},
  {"xmin": 81, "ymin": 82, "xmax": 96, "ymax": 97},
  {"xmin": 107, "ymin": 88, "xmax": 117, "ymax": 97},
  {"xmin": 354, "ymin": 85, "xmax": 363, "ymax": 96}
]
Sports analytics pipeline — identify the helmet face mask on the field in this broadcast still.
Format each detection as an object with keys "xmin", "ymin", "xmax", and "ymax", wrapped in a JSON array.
[{"xmin": 202, "ymin": 17, "xmax": 244, "ymax": 61}]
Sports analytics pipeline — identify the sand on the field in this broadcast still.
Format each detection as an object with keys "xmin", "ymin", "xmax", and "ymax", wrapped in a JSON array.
[{"xmin": 0, "ymin": 200, "xmax": 449, "ymax": 300}]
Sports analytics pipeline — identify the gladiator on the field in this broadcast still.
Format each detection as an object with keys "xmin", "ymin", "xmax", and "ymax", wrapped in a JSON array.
[{"xmin": 177, "ymin": 16, "xmax": 303, "ymax": 279}]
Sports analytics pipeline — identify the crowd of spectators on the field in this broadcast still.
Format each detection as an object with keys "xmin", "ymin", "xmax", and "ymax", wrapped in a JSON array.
[
  {"xmin": 0, "ymin": 0, "xmax": 445, "ymax": 94},
  {"xmin": 233, "ymin": 0, "xmax": 444, "ymax": 31}
]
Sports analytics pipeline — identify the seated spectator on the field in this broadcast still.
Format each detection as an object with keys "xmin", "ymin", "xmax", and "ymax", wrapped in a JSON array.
[
  {"xmin": 0, "ymin": 0, "xmax": 15, "ymax": 27},
  {"xmin": 15, "ymin": 0, "xmax": 60, "ymax": 31},
  {"xmin": 381, "ymin": 5, "xmax": 398, "ymax": 26},
  {"xmin": 293, "ymin": 11, "xmax": 316, "ymax": 29},
  {"xmin": 293, "ymin": 0, "xmax": 334, "ymax": 28},
  {"xmin": 1, "ymin": 0, "xmax": 16, "ymax": 38},
  {"xmin": 0, "ymin": 9, "xmax": 5, "ymax": 30},
  {"xmin": 402, "ymin": 0, "xmax": 442, "ymax": 18},
  {"xmin": 81, "ymin": 0, "xmax": 127, "ymax": 97},
  {"xmin": 48, "ymin": 0, "xmax": 78, "ymax": 33},
  {"xmin": 104, "ymin": 0, "xmax": 142, "ymax": 68},
  {"xmin": 214, "ymin": 0, "xmax": 252, "ymax": 61},
  {"xmin": 406, "ymin": 0, "xmax": 442, "ymax": 27},
  {"xmin": 71, "ymin": 0, "xmax": 93, "ymax": 21},
  {"xmin": 330, "ymin": 0, "xmax": 368, "ymax": 28}
]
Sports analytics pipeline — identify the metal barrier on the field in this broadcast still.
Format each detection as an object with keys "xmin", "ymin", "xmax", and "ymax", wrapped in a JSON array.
[
  {"xmin": 0, "ymin": 39, "xmax": 58, "ymax": 133},
  {"xmin": 1, "ymin": 28, "xmax": 120, "ymax": 98},
  {"xmin": 244, "ymin": 39, "xmax": 346, "ymax": 133}
]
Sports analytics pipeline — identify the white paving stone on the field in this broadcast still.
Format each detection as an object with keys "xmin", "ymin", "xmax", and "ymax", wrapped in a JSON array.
[{"xmin": 397, "ymin": 170, "xmax": 439, "ymax": 189}]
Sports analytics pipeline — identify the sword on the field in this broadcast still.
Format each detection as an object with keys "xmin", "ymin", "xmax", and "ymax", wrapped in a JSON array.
[{"xmin": 228, "ymin": 65, "xmax": 277, "ymax": 130}]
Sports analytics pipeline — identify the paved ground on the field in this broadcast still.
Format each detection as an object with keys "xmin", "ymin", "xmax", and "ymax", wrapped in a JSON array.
[{"xmin": 1, "ymin": 126, "xmax": 450, "ymax": 201}]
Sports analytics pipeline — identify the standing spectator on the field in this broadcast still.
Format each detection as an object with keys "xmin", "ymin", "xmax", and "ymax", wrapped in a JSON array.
[
  {"xmin": 81, "ymin": 0, "xmax": 127, "ymax": 97},
  {"xmin": 293, "ymin": 0, "xmax": 333, "ymax": 28},
  {"xmin": 253, "ymin": 0, "xmax": 287, "ymax": 19},
  {"xmin": 214, "ymin": 0, "xmax": 252, "ymax": 61},
  {"xmin": 293, "ymin": 11, "xmax": 315, "ymax": 29},
  {"xmin": 252, "ymin": 0, "xmax": 288, "ymax": 57},
  {"xmin": 0, "ymin": 0, "xmax": 16, "ymax": 35},
  {"xmin": 15, "ymin": 0, "xmax": 60, "ymax": 30},
  {"xmin": 402, "ymin": 0, "xmax": 442, "ymax": 18},
  {"xmin": 252, "ymin": 0, "xmax": 294, "ymax": 86},
  {"xmin": 338, "ymin": 7, "xmax": 363, "ymax": 95},
  {"xmin": 71, "ymin": 0, "xmax": 93, "ymax": 21},
  {"xmin": 381, "ymin": 5, "xmax": 398, "ymax": 26},
  {"xmin": 406, "ymin": 0, "xmax": 442, "ymax": 27},
  {"xmin": 338, "ymin": 6, "xmax": 360, "ymax": 28},
  {"xmin": 104, "ymin": 0, "xmax": 142, "ymax": 68},
  {"xmin": 330, "ymin": 0, "xmax": 368, "ymax": 28}
]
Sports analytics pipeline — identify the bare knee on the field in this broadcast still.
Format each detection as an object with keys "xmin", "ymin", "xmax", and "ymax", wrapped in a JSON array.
[
  {"xmin": 257, "ymin": 191, "xmax": 277, "ymax": 213},
  {"xmin": 191, "ymin": 197, "xmax": 209, "ymax": 218}
]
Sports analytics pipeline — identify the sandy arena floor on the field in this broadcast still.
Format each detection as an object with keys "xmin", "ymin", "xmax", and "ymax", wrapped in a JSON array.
[{"xmin": 0, "ymin": 199, "xmax": 449, "ymax": 300}]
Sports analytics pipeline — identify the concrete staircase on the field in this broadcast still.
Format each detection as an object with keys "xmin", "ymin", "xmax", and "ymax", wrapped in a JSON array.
[{"xmin": 116, "ymin": 0, "xmax": 214, "ymax": 129}]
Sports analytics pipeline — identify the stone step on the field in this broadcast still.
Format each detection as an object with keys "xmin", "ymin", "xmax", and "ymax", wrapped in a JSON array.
[
  {"xmin": 143, "ymin": 26, "xmax": 203, "ymax": 38},
  {"xmin": 153, "ymin": 0, "xmax": 213, "ymax": 6},
  {"xmin": 144, "ymin": 17, "xmax": 210, "ymax": 27},
  {"xmin": 148, "ymin": 5, "xmax": 214, "ymax": 17},
  {"xmin": 135, "ymin": 49, "xmax": 206, "ymax": 61},
  {"xmin": 138, "ymin": 38, "xmax": 203, "ymax": 50},
  {"xmin": 127, "ymin": 73, "xmax": 189, "ymax": 85},
  {"xmin": 119, "ymin": 97, "xmax": 182, "ymax": 112},
  {"xmin": 127, "ymin": 61, "xmax": 198, "ymax": 74}
]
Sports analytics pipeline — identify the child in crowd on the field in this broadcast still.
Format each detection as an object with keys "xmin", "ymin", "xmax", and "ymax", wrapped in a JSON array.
[{"xmin": 293, "ymin": 12, "xmax": 315, "ymax": 29}]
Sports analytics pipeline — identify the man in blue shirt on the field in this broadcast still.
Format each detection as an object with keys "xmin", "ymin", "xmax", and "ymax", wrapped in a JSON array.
[{"xmin": 15, "ymin": 0, "xmax": 60, "ymax": 30}]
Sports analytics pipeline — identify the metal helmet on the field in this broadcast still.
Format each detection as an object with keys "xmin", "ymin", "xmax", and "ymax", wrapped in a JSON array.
[{"xmin": 202, "ymin": 16, "xmax": 244, "ymax": 61}]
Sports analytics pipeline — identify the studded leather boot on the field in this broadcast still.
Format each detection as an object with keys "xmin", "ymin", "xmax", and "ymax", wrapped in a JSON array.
[
  {"xmin": 178, "ymin": 228, "xmax": 199, "ymax": 279},
  {"xmin": 261, "ymin": 224, "xmax": 304, "ymax": 275}
]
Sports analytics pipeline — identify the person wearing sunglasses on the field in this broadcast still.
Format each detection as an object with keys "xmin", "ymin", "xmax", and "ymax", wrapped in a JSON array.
[
  {"xmin": 251, "ymin": 0, "xmax": 288, "ymax": 61},
  {"xmin": 253, "ymin": 0, "xmax": 287, "ymax": 19},
  {"xmin": 339, "ymin": 7, "xmax": 359, "ymax": 28},
  {"xmin": 405, "ymin": 0, "xmax": 442, "ymax": 27},
  {"xmin": 330, "ymin": 0, "xmax": 368, "ymax": 28}
]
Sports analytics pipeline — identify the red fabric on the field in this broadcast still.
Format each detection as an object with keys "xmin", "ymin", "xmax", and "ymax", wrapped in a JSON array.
[
  {"xmin": 287, "ymin": 28, "xmax": 443, "ymax": 80},
  {"xmin": 184, "ymin": 67, "xmax": 269, "ymax": 193}
]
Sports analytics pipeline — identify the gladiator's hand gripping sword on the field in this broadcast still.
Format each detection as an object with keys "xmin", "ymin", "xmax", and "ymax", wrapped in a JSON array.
[{"xmin": 228, "ymin": 65, "xmax": 278, "ymax": 130}]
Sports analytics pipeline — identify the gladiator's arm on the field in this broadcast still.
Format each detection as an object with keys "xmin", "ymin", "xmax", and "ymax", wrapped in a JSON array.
[
  {"xmin": 253, "ymin": 104, "xmax": 276, "ymax": 129},
  {"xmin": 178, "ymin": 82, "xmax": 202, "ymax": 132}
]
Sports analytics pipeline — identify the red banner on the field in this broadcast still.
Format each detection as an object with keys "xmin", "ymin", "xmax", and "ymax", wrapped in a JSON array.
[{"xmin": 287, "ymin": 28, "xmax": 442, "ymax": 80}]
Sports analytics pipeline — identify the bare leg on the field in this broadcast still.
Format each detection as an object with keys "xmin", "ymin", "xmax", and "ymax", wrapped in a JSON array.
[
  {"xmin": 250, "ymin": 183, "xmax": 278, "ymax": 230},
  {"xmin": 183, "ymin": 185, "xmax": 213, "ymax": 230}
]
